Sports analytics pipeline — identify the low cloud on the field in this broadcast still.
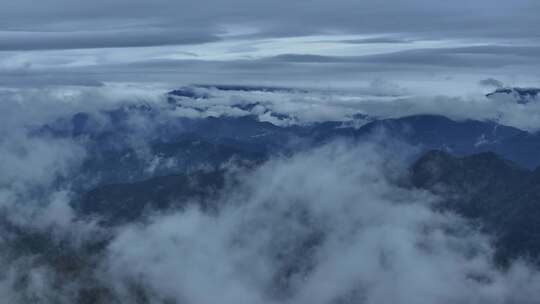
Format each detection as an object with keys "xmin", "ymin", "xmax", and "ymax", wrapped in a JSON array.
[
  {"xmin": 3, "ymin": 83, "xmax": 540, "ymax": 133},
  {"xmin": 165, "ymin": 84, "xmax": 540, "ymax": 131},
  {"xmin": 480, "ymin": 78, "xmax": 505, "ymax": 88},
  {"xmin": 100, "ymin": 141, "xmax": 540, "ymax": 303}
]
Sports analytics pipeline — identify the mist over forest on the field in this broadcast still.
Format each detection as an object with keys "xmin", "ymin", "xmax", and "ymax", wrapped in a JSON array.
[{"xmin": 1, "ymin": 0, "xmax": 540, "ymax": 303}]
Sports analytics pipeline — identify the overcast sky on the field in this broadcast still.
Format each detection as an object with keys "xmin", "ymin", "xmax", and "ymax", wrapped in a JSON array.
[{"xmin": 0, "ymin": 0, "xmax": 539, "ymax": 94}]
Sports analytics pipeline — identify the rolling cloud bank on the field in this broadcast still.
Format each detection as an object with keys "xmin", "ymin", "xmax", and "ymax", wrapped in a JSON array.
[{"xmin": 0, "ymin": 84, "xmax": 540, "ymax": 303}]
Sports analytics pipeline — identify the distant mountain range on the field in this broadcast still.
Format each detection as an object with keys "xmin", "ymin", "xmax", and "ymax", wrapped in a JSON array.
[
  {"xmin": 48, "ymin": 89, "xmax": 537, "ymax": 268},
  {"xmin": 69, "ymin": 148, "xmax": 540, "ymax": 271},
  {"xmin": 66, "ymin": 148, "xmax": 540, "ymax": 269},
  {"xmin": 8, "ymin": 86, "xmax": 540, "ymax": 302},
  {"xmin": 486, "ymin": 87, "xmax": 540, "ymax": 104},
  {"xmin": 37, "ymin": 92, "xmax": 540, "ymax": 191}
]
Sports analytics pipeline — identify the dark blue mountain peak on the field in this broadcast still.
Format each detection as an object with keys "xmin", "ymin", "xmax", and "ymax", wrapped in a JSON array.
[
  {"xmin": 168, "ymin": 87, "xmax": 210, "ymax": 100},
  {"xmin": 194, "ymin": 84, "xmax": 306, "ymax": 93}
]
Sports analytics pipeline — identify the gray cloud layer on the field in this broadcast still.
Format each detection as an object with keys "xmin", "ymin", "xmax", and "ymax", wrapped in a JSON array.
[
  {"xmin": 2, "ymin": 0, "xmax": 540, "ymax": 47},
  {"xmin": 0, "ymin": 28, "xmax": 219, "ymax": 51},
  {"xmin": 0, "ymin": 0, "xmax": 538, "ymax": 93},
  {"xmin": 269, "ymin": 45, "xmax": 540, "ymax": 67}
]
